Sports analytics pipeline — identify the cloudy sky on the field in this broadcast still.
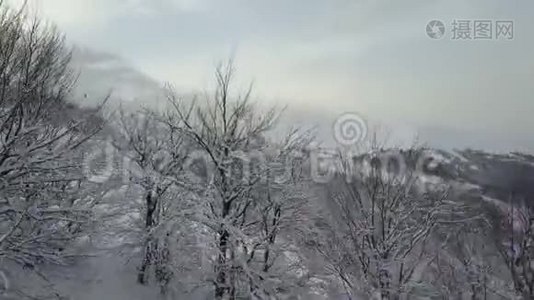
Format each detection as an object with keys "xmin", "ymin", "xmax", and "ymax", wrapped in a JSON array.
[{"xmin": 8, "ymin": 0, "xmax": 534, "ymax": 152}]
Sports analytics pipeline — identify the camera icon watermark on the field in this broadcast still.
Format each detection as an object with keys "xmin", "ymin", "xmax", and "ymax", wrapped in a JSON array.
[{"xmin": 426, "ymin": 20, "xmax": 445, "ymax": 39}]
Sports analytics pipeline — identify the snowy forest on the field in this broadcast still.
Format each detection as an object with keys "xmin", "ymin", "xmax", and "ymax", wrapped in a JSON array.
[{"xmin": 1, "ymin": 2, "xmax": 534, "ymax": 299}]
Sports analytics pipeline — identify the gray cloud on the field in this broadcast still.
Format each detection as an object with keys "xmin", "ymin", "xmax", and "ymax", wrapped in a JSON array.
[
  {"xmin": 69, "ymin": 48, "xmax": 165, "ymax": 108},
  {"xmin": 17, "ymin": 0, "xmax": 534, "ymax": 153}
]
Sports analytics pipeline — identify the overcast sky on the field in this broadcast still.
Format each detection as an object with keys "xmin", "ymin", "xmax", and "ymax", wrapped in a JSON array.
[{"xmin": 9, "ymin": 0, "xmax": 534, "ymax": 152}]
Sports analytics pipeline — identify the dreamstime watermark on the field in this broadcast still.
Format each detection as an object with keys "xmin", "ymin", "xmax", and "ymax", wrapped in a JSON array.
[
  {"xmin": 308, "ymin": 147, "xmax": 444, "ymax": 184},
  {"xmin": 333, "ymin": 112, "xmax": 368, "ymax": 147},
  {"xmin": 81, "ymin": 112, "xmax": 446, "ymax": 187},
  {"xmin": 426, "ymin": 19, "xmax": 514, "ymax": 40}
]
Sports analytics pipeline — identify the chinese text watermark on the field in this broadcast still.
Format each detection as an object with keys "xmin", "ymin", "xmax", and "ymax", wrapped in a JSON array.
[{"xmin": 426, "ymin": 19, "xmax": 514, "ymax": 40}]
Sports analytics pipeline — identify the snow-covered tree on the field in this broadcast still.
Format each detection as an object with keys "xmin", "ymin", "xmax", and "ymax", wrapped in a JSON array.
[
  {"xmin": 230, "ymin": 130, "xmax": 313, "ymax": 298},
  {"xmin": 160, "ymin": 61, "xmax": 312, "ymax": 299},
  {"xmin": 0, "ymin": 3, "xmax": 104, "ymax": 297},
  {"xmin": 112, "ymin": 107, "xmax": 195, "ymax": 294},
  {"xmin": 490, "ymin": 195, "xmax": 534, "ymax": 299},
  {"xmin": 315, "ymin": 149, "xmax": 452, "ymax": 299}
]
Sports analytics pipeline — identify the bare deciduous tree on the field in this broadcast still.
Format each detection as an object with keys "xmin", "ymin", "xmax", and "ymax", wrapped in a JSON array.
[
  {"xmin": 236, "ymin": 130, "xmax": 312, "ymax": 298},
  {"xmin": 316, "ymin": 149, "xmax": 452, "ymax": 299},
  {"xmin": 160, "ymin": 61, "xmax": 312, "ymax": 299},
  {"xmin": 112, "ymin": 108, "xmax": 192, "ymax": 294},
  {"xmin": 490, "ymin": 195, "xmax": 534, "ymax": 299},
  {"xmin": 0, "ymin": 3, "xmax": 104, "ymax": 297}
]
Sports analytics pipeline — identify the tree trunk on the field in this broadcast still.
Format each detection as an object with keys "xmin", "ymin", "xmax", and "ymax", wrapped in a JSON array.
[
  {"xmin": 137, "ymin": 190, "xmax": 158, "ymax": 285},
  {"xmin": 215, "ymin": 229, "xmax": 229, "ymax": 298},
  {"xmin": 137, "ymin": 240, "xmax": 152, "ymax": 284},
  {"xmin": 215, "ymin": 199, "xmax": 232, "ymax": 299}
]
